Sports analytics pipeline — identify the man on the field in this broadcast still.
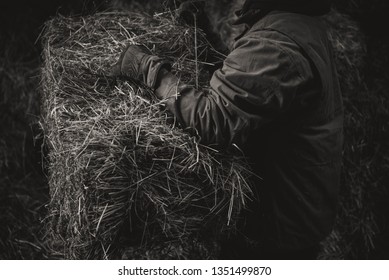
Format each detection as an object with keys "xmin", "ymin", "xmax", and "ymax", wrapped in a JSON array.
[{"xmin": 110, "ymin": 0, "xmax": 343, "ymax": 259}]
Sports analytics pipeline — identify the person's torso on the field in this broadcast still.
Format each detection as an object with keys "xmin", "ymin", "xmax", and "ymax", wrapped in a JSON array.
[{"xmin": 239, "ymin": 11, "xmax": 344, "ymax": 250}]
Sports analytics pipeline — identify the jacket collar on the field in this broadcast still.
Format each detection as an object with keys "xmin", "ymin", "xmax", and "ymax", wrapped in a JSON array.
[
  {"xmin": 232, "ymin": 9, "xmax": 271, "ymax": 41},
  {"xmin": 233, "ymin": 8, "xmax": 265, "ymax": 26}
]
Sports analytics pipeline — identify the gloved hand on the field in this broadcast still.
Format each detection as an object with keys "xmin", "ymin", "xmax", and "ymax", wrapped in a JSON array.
[
  {"xmin": 176, "ymin": 0, "xmax": 206, "ymax": 25},
  {"xmin": 109, "ymin": 44, "xmax": 171, "ymax": 89}
]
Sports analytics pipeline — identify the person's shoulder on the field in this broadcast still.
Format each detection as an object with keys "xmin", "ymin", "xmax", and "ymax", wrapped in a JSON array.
[
  {"xmin": 249, "ymin": 11, "xmax": 327, "ymax": 39},
  {"xmin": 244, "ymin": 11, "xmax": 329, "ymax": 56},
  {"xmin": 255, "ymin": 11, "xmax": 325, "ymax": 29},
  {"xmin": 237, "ymin": 19, "xmax": 302, "ymax": 56}
]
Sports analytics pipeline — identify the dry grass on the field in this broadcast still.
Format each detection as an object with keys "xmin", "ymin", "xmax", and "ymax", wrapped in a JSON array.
[
  {"xmin": 322, "ymin": 9, "xmax": 366, "ymax": 93},
  {"xmin": 319, "ymin": 10, "xmax": 378, "ymax": 259},
  {"xmin": 41, "ymin": 11, "xmax": 253, "ymax": 259}
]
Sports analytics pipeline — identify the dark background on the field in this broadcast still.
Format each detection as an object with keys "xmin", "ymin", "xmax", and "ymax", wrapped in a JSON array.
[{"xmin": 0, "ymin": 0, "xmax": 388, "ymax": 259}]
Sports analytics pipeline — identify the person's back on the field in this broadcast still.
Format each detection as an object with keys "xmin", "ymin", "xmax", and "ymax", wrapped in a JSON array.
[{"xmin": 220, "ymin": 7, "xmax": 343, "ymax": 259}]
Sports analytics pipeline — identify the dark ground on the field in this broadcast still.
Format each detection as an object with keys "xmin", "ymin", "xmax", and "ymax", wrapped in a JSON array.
[{"xmin": 0, "ymin": 0, "xmax": 388, "ymax": 259}]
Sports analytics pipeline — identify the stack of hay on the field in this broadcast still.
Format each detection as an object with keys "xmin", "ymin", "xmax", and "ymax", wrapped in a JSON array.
[
  {"xmin": 41, "ymin": 11, "xmax": 253, "ymax": 259},
  {"xmin": 319, "ymin": 10, "xmax": 378, "ymax": 259}
]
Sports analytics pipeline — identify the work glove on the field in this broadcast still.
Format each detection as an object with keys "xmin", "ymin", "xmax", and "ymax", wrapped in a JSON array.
[{"xmin": 109, "ymin": 45, "xmax": 171, "ymax": 89}]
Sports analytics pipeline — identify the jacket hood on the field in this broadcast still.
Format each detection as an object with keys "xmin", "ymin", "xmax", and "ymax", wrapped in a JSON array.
[{"xmin": 239, "ymin": 0, "xmax": 332, "ymax": 16}]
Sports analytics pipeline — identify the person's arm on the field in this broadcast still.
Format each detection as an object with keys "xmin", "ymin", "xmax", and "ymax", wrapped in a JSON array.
[
  {"xmin": 110, "ymin": 33, "xmax": 314, "ymax": 149},
  {"xmin": 153, "ymin": 34, "xmax": 314, "ymax": 148}
]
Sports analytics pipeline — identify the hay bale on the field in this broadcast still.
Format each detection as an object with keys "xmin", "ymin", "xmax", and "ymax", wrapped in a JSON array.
[
  {"xmin": 319, "ymin": 10, "xmax": 378, "ymax": 259},
  {"xmin": 41, "ymin": 11, "xmax": 253, "ymax": 259},
  {"xmin": 109, "ymin": 0, "xmax": 167, "ymax": 14},
  {"xmin": 334, "ymin": 0, "xmax": 389, "ymax": 20},
  {"xmin": 322, "ymin": 9, "xmax": 366, "ymax": 94}
]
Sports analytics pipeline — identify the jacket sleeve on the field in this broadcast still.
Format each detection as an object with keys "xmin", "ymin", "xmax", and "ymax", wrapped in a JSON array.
[{"xmin": 155, "ymin": 32, "xmax": 314, "ymax": 148}]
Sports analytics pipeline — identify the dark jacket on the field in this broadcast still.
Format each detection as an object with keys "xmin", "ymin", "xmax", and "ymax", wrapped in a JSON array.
[{"xmin": 155, "ymin": 10, "xmax": 343, "ymax": 251}]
